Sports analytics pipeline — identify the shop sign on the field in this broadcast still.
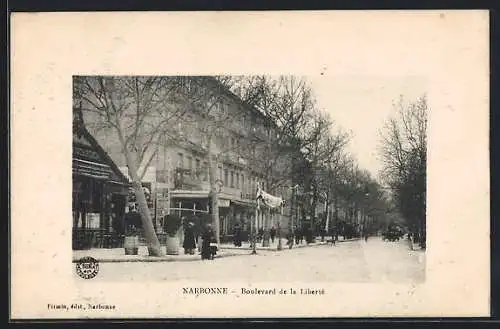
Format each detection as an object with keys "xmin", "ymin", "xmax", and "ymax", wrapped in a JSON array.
[
  {"xmin": 218, "ymin": 199, "xmax": 230, "ymax": 208},
  {"xmin": 74, "ymin": 145, "xmax": 102, "ymax": 163}
]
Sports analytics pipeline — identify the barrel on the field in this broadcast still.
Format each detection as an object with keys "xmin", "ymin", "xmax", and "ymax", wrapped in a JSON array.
[
  {"xmin": 124, "ymin": 236, "xmax": 139, "ymax": 255},
  {"xmin": 166, "ymin": 236, "xmax": 180, "ymax": 255}
]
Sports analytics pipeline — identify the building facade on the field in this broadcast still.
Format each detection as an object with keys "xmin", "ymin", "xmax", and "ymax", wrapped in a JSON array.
[
  {"xmin": 78, "ymin": 77, "xmax": 294, "ymax": 243},
  {"xmin": 72, "ymin": 109, "xmax": 130, "ymax": 250}
]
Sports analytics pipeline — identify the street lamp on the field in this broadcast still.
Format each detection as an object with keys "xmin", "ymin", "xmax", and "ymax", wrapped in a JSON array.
[{"xmin": 251, "ymin": 182, "xmax": 261, "ymax": 255}]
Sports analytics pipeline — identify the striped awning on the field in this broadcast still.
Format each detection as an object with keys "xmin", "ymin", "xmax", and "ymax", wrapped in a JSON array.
[
  {"xmin": 170, "ymin": 190, "xmax": 210, "ymax": 199},
  {"xmin": 73, "ymin": 158, "xmax": 113, "ymax": 180}
]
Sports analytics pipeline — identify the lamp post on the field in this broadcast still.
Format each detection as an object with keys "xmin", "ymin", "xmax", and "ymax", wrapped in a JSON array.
[{"xmin": 213, "ymin": 179, "xmax": 223, "ymax": 240}]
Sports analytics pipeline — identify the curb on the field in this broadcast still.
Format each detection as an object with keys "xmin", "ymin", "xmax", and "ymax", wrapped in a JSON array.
[{"xmin": 72, "ymin": 251, "xmax": 246, "ymax": 263}]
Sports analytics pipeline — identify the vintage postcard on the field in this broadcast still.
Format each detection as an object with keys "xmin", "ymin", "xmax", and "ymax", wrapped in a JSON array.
[{"xmin": 10, "ymin": 11, "xmax": 489, "ymax": 319}]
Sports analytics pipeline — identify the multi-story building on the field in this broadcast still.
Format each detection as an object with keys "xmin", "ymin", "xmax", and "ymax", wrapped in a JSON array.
[{"xmin": 78, "ymin": 76, "xmax": 293, "ymax": 243}]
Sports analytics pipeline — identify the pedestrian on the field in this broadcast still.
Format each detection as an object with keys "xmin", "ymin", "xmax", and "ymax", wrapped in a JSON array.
[
  {"xmin": 201, "ymin": 223, "xmax": 217, "ymax": 260},
  {"xmin": 233, "ymin": 222, "xmax": 242, "ymax": 247},
  {"xmin": 183, "ymin": 221, "xmax": 196, "ymax": 255},
  {"xmin": 286, "ymin": 232, "xmax": 294, "ymax": 249},
  {"xmin": 125, "ymin": 208, "xmax": 142, "ymax": 234},
  {"xmin": 294, "ymin": 227, "xmax": 300, "ymax": 245},
  {"xmin": 270, "ymin": 226, "xmax": 277, "ymax": 244}
]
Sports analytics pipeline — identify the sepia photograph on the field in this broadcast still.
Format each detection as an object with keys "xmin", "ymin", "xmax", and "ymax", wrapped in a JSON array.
[
  {"xmin": 72, "ymin": 75, "xmax": 427, "ymax": 283},
  {"xmin": 11, "ymin": 11, "xmax": 489, "ymax": 319}
]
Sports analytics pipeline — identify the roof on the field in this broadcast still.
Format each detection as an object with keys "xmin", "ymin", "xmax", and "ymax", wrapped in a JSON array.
[
  {"xmin": 204, "ymin": 76, "xmax": 277, "ymax": 129},
  {"xmin": 73, "ymin": 107, "xmax": 130, "ymax": 185}
]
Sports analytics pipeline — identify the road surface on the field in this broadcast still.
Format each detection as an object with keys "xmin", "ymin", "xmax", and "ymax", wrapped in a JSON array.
[{"xmin": 88, "ymin": 236, "xmax": 425, "ymax": 283}]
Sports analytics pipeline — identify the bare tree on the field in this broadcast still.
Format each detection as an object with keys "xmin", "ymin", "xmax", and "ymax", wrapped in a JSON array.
[
  {"xmin": 172, "ymin": 76, "xmax": 267, "ymax": 244},
  {"xmin": 379, "ymin": 95, "xmax": 427, "ymax": 248},
  {"xmin": 73, "ymin": 76, "xmax": 187, "ymax": 256},
  {"xmin": 228, "ymin": 76, "xmax": 324, "ymax": 244}
]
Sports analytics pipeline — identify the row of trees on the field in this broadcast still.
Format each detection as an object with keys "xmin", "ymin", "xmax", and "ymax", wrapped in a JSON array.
[
  {"xmin": 229, "ymin": 76, "xmax": 395, "ymax": 242},
  {"xmin": 73, "ymin": 75, "xmax": 394, "ymax": 256},
  {"xmin": 379, "ymin": 95, "xmax": 427, "ymax": 249}
]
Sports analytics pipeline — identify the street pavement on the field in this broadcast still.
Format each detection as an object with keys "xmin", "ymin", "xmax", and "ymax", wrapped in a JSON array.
[{"xmin": 81, "ymin": 236, "xmax": 425, "ymax": 283}]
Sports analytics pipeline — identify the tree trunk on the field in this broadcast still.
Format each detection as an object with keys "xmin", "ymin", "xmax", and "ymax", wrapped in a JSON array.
[
  {"xmin": 262, "ymin": 207, "xmax": 270, "ymax": 247},
  {"xmin": 207, "ymin": 137, "xmax": 220, "ymax": 244},
  {"xmin": 120, "ymin": 143, "xmax": 163, "ymax": 256},
  {"xmin": 419, "ymin": 212, "xmax": 426, "ymax": 249},
  {"xmin": 333, "ymin": 195, "xmax": 339, "ymax": 241}
]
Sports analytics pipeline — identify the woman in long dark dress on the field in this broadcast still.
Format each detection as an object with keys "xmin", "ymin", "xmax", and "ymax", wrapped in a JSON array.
[
  {"xmin": 201, "ymin": 224, "xmax": 216, "ymax": 260},
  {"xmin": 183, "ymin": 222, "xmax": 196, "ymax": 255}
]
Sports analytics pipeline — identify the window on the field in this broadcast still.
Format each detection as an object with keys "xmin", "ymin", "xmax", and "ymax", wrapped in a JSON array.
[
  {"xmin": 230, "ymin": 171, "xmax": 234, "ymax": 188},
  {"xmin": 204, "ymin": 162, "xmax": 209, "ymax": 181},
  {"xmin": 195, "ymin": 159, "xmax": 200, "ymax": 178},
  {"xmin": 187, "ymin": 156, "xmax": 193, "ymax": 171},
  {"xmin": 235, "ymin": 173, "xmax": 239, "ymax": 189},
  {"xmin": 224, "ymin": 169, "xmax": 228, "ymax": 187},
  {"xmin": 241, "ymin": 174, "xmax": 245, "ymax": 193},
  {"xmin": 218, "ymin": 165, "xmax": 223, "ymax": 181},
  {"xmin": 178, "ymin": 153, "xmax": 184, "ymax": 169},
  {"xmin": 234, "ymin": 138, "xmax": 240, "ymax": 152}
]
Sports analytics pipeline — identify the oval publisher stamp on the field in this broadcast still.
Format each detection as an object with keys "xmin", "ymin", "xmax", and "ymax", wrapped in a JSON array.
[{"xmin": 75, "ymin": 256, "xmax": 99, "ymax": 279}]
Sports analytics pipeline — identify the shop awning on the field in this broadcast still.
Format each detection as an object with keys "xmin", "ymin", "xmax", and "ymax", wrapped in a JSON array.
[
  {"xmin": 231, "ymin": 199, "xmax": 256, "ymax": 208},
  {"xmin": 73, "ymin": 158, "xmax": 113, "ymax": 179},
  {"xmin": 170, "ymin": 190, "xmax": 210, "ymax": 199}
]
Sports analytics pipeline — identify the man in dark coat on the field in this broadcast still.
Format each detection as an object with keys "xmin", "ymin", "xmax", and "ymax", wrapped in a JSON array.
[
  {"xmin": 270, "ymin": 226, "xmax": 277, "ymax": 244},
  {"xmin": 201, "ymin": 224, "xmax": 217, "ymax": 260},
  {"xmin": 183, "ymin": 222, "xmax": 196, "ymax": 255}
]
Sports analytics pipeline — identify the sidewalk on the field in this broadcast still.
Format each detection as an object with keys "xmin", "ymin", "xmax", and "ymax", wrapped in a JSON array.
[
  {"xmin": 73, "ymin": 237, "xmax": 362, "ymax": 263},
  {"xmin": 72, "ymin": 246, "xmax": 248, "ymax": 263},
  {"xmin": 220, "ymin": 237, "xmax": 361, "ymax": 251}
]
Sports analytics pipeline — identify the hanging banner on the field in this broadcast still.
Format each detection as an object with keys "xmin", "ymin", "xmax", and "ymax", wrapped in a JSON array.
[{"xmin": 256, "ymin": 188, "xmax": 284, "ymax": 209}]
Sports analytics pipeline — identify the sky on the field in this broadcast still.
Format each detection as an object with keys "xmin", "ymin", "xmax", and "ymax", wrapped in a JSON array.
[{"xmin": 308, "ymin": 76, "xmax": 427, "ymax": 180}]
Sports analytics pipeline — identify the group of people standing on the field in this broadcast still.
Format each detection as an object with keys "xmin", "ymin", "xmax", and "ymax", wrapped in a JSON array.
[{"xmin": 181, "ymin": 218, "xmax": 218, "ymax": 260}]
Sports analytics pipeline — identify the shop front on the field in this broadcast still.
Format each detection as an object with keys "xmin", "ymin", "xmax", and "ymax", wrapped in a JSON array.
[
  {"xmin": 225, "ymin": 199, "xmax": 255, "ymax": 243},
  {"xmin": 72, "ymin": 109, "xmax": 130, "ymax": 250}
]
